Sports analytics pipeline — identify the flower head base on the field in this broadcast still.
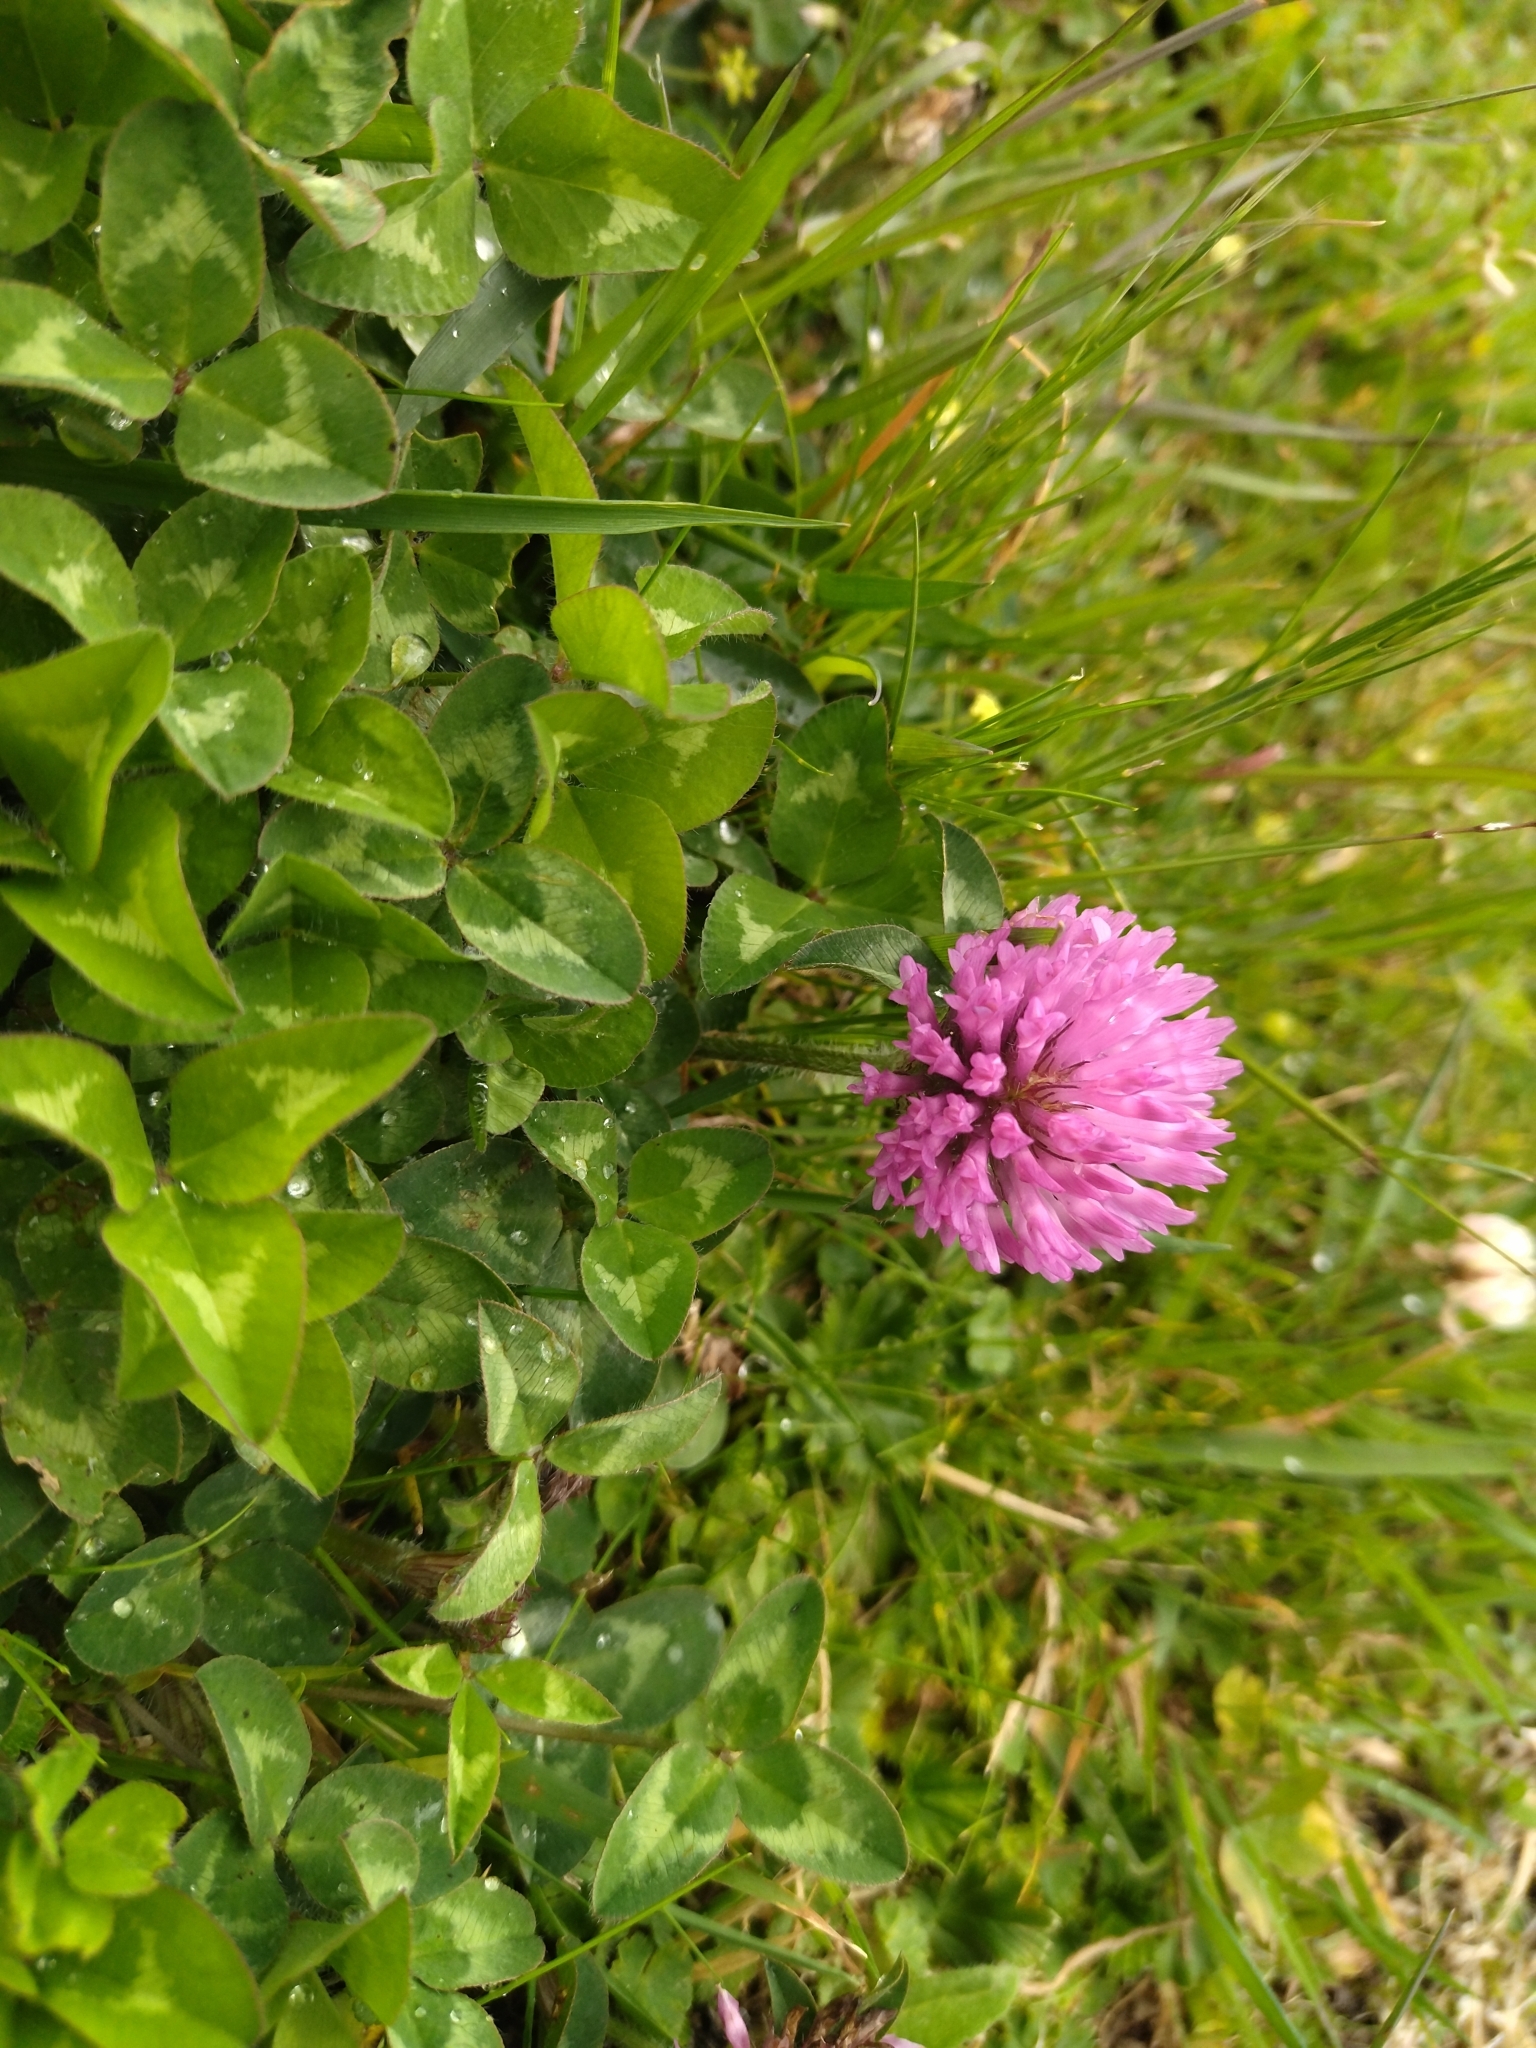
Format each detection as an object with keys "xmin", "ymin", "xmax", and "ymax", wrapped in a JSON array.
[
  {"xmin": 858, "ymin": 896, "xmax": 1240, "ymax": 1282},
  {"xmin": 717, "ymin": 1988, "xmax": 919, "ymax": 2048}
]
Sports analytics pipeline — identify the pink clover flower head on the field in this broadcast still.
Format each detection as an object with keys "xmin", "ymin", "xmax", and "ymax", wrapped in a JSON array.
[
  {"xmin": 716, "ymin": 1987, "xmax": 919, "ymax": 2048},
  {"xmin": 719, "ymin": 1990, "xmax": 754, "ymax": 2048},
  {"xmin": 858, "ymin": 896, "xmax": 1241, "ymax": 1282}
]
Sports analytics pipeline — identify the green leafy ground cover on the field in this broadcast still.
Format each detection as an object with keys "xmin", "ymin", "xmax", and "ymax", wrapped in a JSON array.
[{"xmin": 2, "ymin": 1, "xmax": 1536, "ymax": 2045}]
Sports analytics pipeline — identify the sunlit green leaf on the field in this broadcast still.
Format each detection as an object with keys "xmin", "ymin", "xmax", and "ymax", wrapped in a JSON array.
[
  {"xmin": 333, "ymin": 1232, "xmax": 513, "ymax": 1393},
  {"xmin": 161, "ymin": 663, "xmax": 294, "ymax": 799},
  {"xmin": 446, "ymin": 843, "xmax": 645, "ymax": 1004},
  {"xmin": 0, "ymin": 280, "xmax": 172, "ymax": 421},
  {"xmin": 35, "ymin": 1881, "xmax": 262, "ymax": 2046},
  {"xmin": 591, "ymin": 1743, "xmax": 737, "ymax": 1920},
  {"xmin": 0, "ymin": 111, "xmax": 92, "ymax": 254},
  {"xmin": 245, "ymin": 546, "xmax": 373, "ymax": 738},
  {"xmin": 373, "ymin": 1641, "xmax": 462, "ymax": 1698},
  {"xmin": 294, "ymin": 1209, "xmax": 404, "ymax": 1319},
  {"xmin": 635, "ymin": 562, "xmax": 770, "ymax": 657},
  {"xmin": 410, "ymin": 1876, "xmax": 542, "ymax": 1992},
  {"xmin": 0, "ymin": 485, "xmax": 136, "ymax": 642},
  {"xmin": 430, "ymin": 667, "xmax": 540, "ymax": 853},
  {"xmin": 260, "ymin": 802, "xmax": 447, "ymax": 899},
  {"xmin": 289, "ymin": 1761, "xmax": 471, "ymax": 1913},
  {"xmin": 540, "ymin": 787, "xmax": 685, "ymax": 976},
  {"xmin": 243, "ymin": 0, "xmax": 412, "ymax": 158},
  {"xmin": 580, "ymin": 682, "xmax": 775, "ymax": 832},
  {"xmin": 525, "ymin": 689, "xmax": 645, "ymax": 775},
  {"xmin": 134, "ymin": 494, "xmax": 295, "ymax": 663},
  {"xmin": 446, "ymin": 1680, "xmax": 501, "ymax": 1858},
  {"xmin": 98, "ymin": 99, "xmax": 262, "ymax": 367},
  {"xmin": 408, "ymin": 0, "xmax": 580, "ymax": 150},
  {"xmin": 0, "ymin": 627, "xmax": 169, "ymax": 869},
  {"xmin": 432, "ymin": 1458, "xmax": 542, "ymax": 1622},
  {"xmin": 288, "ymin": 170, "xmax": 481, "ymax": 318},
  {"xmin": 484, "ymin": 86, "xmax": 736, "ymax": 276},
  {"xmin": 769, "ymin": 695, "xmax": 900, "ymax": 888},
  {"xmin": 697, "ymin": 870, "xmax": 823, "ymax": 997},
  {"xmin": 580, "ymin": 1220, "xmax": 697, "ymax": 1360},
  {"xmin": 264, "ymin": 1321, "xmax": 357, "ymax": 1498},
  {"xmin": 479, "ymin": 1301, "xmax": 579, "ymax": 1454},
  {"xmin": 502, "ymin": 992, "xmax": 655, "ymax": 1091},
  {"xmin": 168, "ymin": 1013, "xmax": 435, "ymax": 1202},
  {"xmin": 199, "ymin": 1654, "xmax": 312, "ymax": 1846},
  {"xmin": 272, "ymin": 694, "xmax": 454, "ymax": 839},
  {"xmin": 222, "ymin": 935, "xmax": 372, "ymax": 1038},
  {"xmin": 523, "ymin": 1099, "xmax": 619, "ymax": 1223},
  {"xmin": 102, "ymin": 0, "xmax": 241, "ymax": 113},
  {"xmin": 476, "ymin": 1658, "xmax": 616, "ymax": 1726},
  {"xmin": 704, "ymin": 1575, "xmax": 824, "ymax": 1750},
  {"xmin": 625, "ymin": 1127, "xmax": 773, "ymax": 1240},
  {"xmin": 0, "ymin": 1034, "xmax": 154, "ymax": 1209},
  {"xmin": 933, "ymin": 815, "xmax": 1005, "ymax": 930},
  {"xmin": 177, "ymin": 328, "xmax": 398, "ymax": 509},
  {"xmin": 547, "ymin": 1380, "xmax": 721, "ymax": 1477},
  {"xmin": 103, "ymin": 1185, "xmax": 305, "ymax": 1440},
  {"xmin": 2, "ymin": 778, "xmax": 240, "ymax": 1028},
  {"xmin": 732, "ymin": 1739, "xmax": 907, "ymax": 1884},
  {"xmin": 336, "ymin": 1891, "xmax": 411, "ymax": 2024},
  {"xmin": 550, "ymin": 585, "xmax": 671, "ymax": 710},
  {"xmin": 494, "ymin": 364, "xmax": 600, "ymax": 601}
]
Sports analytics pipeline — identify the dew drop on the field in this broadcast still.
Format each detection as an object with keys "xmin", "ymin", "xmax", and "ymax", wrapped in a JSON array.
[
  {"xmin": 286, "ymin": 1173, "xmax": 312, "ymax": 1199},
  {"xmin": 112, "ymin": 1597, "xmax": 134, "ymax": 1619},
  {"xmin": 410, "ymin": 1368, "xmax": 433, "ymax": 1390}
]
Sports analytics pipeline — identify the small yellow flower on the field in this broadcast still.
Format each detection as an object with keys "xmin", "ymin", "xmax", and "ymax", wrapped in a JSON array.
[{"xmin": 714, "ymin": 45, "xmax": 761, "ymax": 107}]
